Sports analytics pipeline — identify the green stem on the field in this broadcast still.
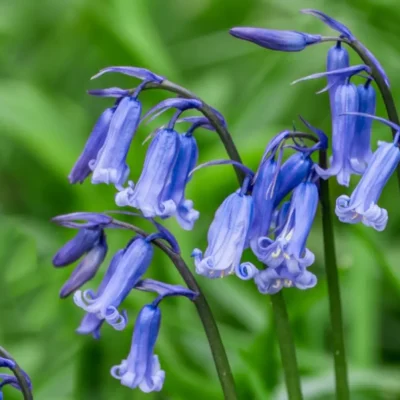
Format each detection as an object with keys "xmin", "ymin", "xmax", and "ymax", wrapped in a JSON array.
[
  {"xmin": 0, "ymin": 346, "xmax": 33, "ymax": 400},
  {"xmin": 113, "ymin": 220, "xmax": 237, "ymax": 400},
  {"xmin": 318, "ymin": 150, "xmax": 349, "ymax": 400},
  {"xmin": 271, "ymin": 293, "xmax": 303, "ymax": 400}
]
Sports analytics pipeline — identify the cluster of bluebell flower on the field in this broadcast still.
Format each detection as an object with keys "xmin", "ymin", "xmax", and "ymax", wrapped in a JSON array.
[
  {"xmin": 51, "ymin": 8, "xmax": 400, "ymax": 395},
  {"xmin": 0, "ymin": 353, "xmax": 31, "ymax": 399}
]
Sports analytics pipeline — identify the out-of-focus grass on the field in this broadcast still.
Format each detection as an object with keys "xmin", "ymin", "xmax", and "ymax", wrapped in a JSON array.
[{"xmin": 0, "ymin": 0, "xmax": 400, "ymax": 399}]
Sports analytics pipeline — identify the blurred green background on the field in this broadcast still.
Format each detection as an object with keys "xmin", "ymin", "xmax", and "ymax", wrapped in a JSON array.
[{"xmin": 1, "ymin": 0, "xmax": 400, "ymax": 399}]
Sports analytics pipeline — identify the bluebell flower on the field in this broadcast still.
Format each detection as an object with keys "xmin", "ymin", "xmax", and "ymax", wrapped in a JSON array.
[
  {"xmin": 59, "ymin": 230, "xmax": 108, "ymax": 298},
  {"xmin": 301, "ymin": 9, "xmax": 390, "ymax": 87},
  {"xmin": 254, "ymin": 265, "xmax": 317, "ymax": 294},
  {"xmin": 69, "ymin": 107, "xmax": 115, "ymax": 184},
  {"xmin": 74, "ymin": 236, "xmax": 154, "ymax": 330},
  {"xmin": 192, "ymin": 178, "xmax": 257, "ymax": 279},
  {"xmin": 90, "ymin": 96, "xmax": 141, "ymax": 188},
  {"xmin": 76, "ymin": 249, "xmax": 124, "ymax": 338},
  {"xmin": 248, "ymin": 157, "xmax": 277, "ymax": 253},
  {"xmin": 274, "ymin": 152, "xmax": 313, "ymax": 206},
  {"xmin": 52, "ymin": 212, "xmax": 113, "ymax": 229},
  {"xmin": 161, "ymin": 133, "xmax": 199, "ymax": 230},
  {"xmin": 350, "ymin": 82, "xmax": 376, "ymax": 173},
  {"xmin": 111, "ymin": 304, "xmax": 164, "ymax": 392},
  {"xmin": 115, "ymin": 128, "xmax": 180, "ymax": 218},
  {"xmin": 336, "ymin": 140, "xmax": 400, "ymax": 231},
  {"xmin": 326, "ymin": 42, "xmax": 349, "ymax": 112},
  {"xmin": 229, "ymin": 27, "xmax": 321, "ymax": 51},
  {"xmin": 254, "ymin": 182, "xmax": 318, "ymax": 276},
  {"xmin": 315, "ymin": 81, "xmax": 359, "ymax": 186}
]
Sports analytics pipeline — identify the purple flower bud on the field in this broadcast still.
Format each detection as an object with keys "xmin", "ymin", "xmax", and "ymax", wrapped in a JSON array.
[
  {"xmin": 91, "ymin": 96, "xmax": 141, "ymax": 187},
  {"xmin": 111, "ymin": 304, "xmax": 165, "ymax": 392},
  {"xmin": 60, "ymin": 231, "xmax": 108, "ymax": 298},
  {"xmin": 336, "ymin": 140, "xmax": 400, "ymax": 231},
  {"xmin": 74, "ymin": 237, "xmax": 154, "ymax": 330},
  {"xmin": 274, "ymin": 152, "xmax": 313, "ymax": 206},
  {"xmin": 350, "ymin": 83, "xmax": 376, "ymax": 173},
  {"xmin": 115, "ymin": 129, "xmax": 180, "ymax": 218},
  {"xmin": 53, "ymin": 228, "xmax": 103, "ymax": 267},
  {"xmin": 192, "ymin": 187, "xmax": 255, "ymax": 279},
  {"xmin": 230, "ymin": 27, "xmax": 321, "ymax": 52},
  {"xmin": 69, "ymin": 107, "xmax": 115, "ymax": 184}
]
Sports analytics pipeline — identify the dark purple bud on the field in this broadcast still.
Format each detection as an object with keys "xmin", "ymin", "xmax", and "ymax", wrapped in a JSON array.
[
  {"xmin": 301, "ymin": 9, "xmax": 355, "ymax": 40},
  {"xmin": 91, "ymin": 66, "xmax": 164, "ymax": 83},
  {"xmin": 69, "ymin": 107, "xmax": 114, "ymax": 184},
  {"xmin": 60, "ymin": 231, "xmax": 108, "ymax": 298},
  {"xmin": 274, "ymin": 152, "xmax": 313, "ymax": 206},
  {"xmin": 52, "ymin": 212, "xmax": 112, "ymax": 229},
  {"xmin": 87, "ymin": 88, "xmax": 131, "ymax": 98},
  {"xmin": 230, "ymin": 27, "xmax": 321, "ymax": 52},
  {"xmin": 53, "ymin": 228, "xmax": 103, "ymax": 267},
  {"xmin": 91, "ymin": 96, "xmax": 141, "ymax": 187}
]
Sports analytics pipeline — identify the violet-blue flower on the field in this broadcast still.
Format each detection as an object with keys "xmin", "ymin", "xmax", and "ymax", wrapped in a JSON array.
[
  {"xmin": 76, "ymin": 249, "xmax": 124, "ymax": 339},
  {"xmin": 111, "ymin": 303, "xmax": 164, "ymax": 392},
  {"xmin": 336, "ymin": 140, "xmax": 400, "ymax": 231},
  {"xmin": 254, "ymin": 265, "xmax": 317, "ymax": 294},
  {"xmin": 74, "ymin": 236, "xmax": 154, "ymax": 330},
  {"xmin": 161, "ymin": 133, "xmax": 199, "ymax": 230},
  {"xmin": 229, "ymin": 27, "xmax": 321, "ymax": 52},
  {"xmin": 192, "ymin": 178, "xmax": 257, "ymax": 279},
  {"xmin": 254, "ymin": 181, "xmax": 318, "ymax": 276},
  {"xmin": 91, "ymin": 96, "xmax": 141, "ymax": 188},
  {"xmin": 69, "ymin": 107, "xmax": 115, "ymax": 184},
  {"xmin": 315, "ymin": 81, "xmax": 359, "ymax": 186},
  {"xmin": 115, "ymin": 128, "xmax": 180, "ymax": 218},
  {"xmin": 350, "ymin": 82, "xmax": 376, "ymax": 173}
]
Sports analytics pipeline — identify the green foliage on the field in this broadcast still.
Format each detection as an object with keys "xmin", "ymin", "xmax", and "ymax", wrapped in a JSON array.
[{"xmin": 1, "ymin": 0, "xmax": 400, "ymax": 399}]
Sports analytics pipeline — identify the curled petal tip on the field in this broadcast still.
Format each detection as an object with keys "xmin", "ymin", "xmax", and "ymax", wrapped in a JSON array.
[{"xmin": 91, "ymin": 66, "xmax": 164, "ymax": 83}]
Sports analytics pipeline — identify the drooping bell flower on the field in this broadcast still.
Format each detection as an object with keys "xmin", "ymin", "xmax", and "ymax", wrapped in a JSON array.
[
  {"xmin": 315, "ymin": 81, "xmax": 359, "ymax": 186},
  {"xmin": 111, "ymin": 283, "xmax": 197, "ymax": 393},
  {"xmin": 116, "ymin": 98, "xmax": 202, "ymax": 220},
  {"xmin": 52, "ymin": 227, "xmax": 108, "ymax": 298},
  {"xmin": 74, "ymin": 236, "xmax": 154, "ymax": 330},
  {"xmin": 229, "ymin": 27, "xmax": 321, "ymax": 52},
  {"xmin": 161, "ymin": 133, "xmax": 199, "ymax": 230},
  {"xmin": 326, "ymin": 42, "xmax": 349, "ymax": 114},
  {"xmin": 69, "ymin": 107, "xmax": 115, "ymax": 184},
  {"xmin": 115, "ymin": 128, "xmax": 180, "ymax": 217},
  {"xmin": 90, "ymin": 96, "xmax": 141, "ymax": 188},
  {"xmin": 88, "ymin": 67, "xmax": 164, "ymax": 188},
  {"xmin": 248, "ymin": 157, "xmax": 277, "ymax": 253},
  {"xmin": 301, "ymin": 9, "xmax": 390, "ymax": 87},
  {"xmin": 76, "ymin": 250, "xmax": 124, "ymax": 339},
  {"xmin": 254, "ymin": 181, "xmax": 318, "ymax": 276},
  {"xmin": 350, "ymin": 81, "xmax": 376, "ymax": 173},
  {"xmin": 336, "ymin": 135, "xmax": 400, "ymax": 231},
  {"xmin": 192, "ymin": 176, "xmax": 257, "ymax": 279}
]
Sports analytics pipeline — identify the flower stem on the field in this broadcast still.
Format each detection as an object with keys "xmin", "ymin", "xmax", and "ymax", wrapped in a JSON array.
[
  {"xmin": 0, "ymin": 346, "xmax": 33, "ymax": 400},
  {"xmin": 318, "ymin": 150, "xmax": 350, "ymax": 400},
  {"xmin": 112, "ymin": 220, "xmax": 237, "ymax": 399},
  {"xmin": 271, "ymin": 293, "xmax": 303, "ymax": 400}
]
